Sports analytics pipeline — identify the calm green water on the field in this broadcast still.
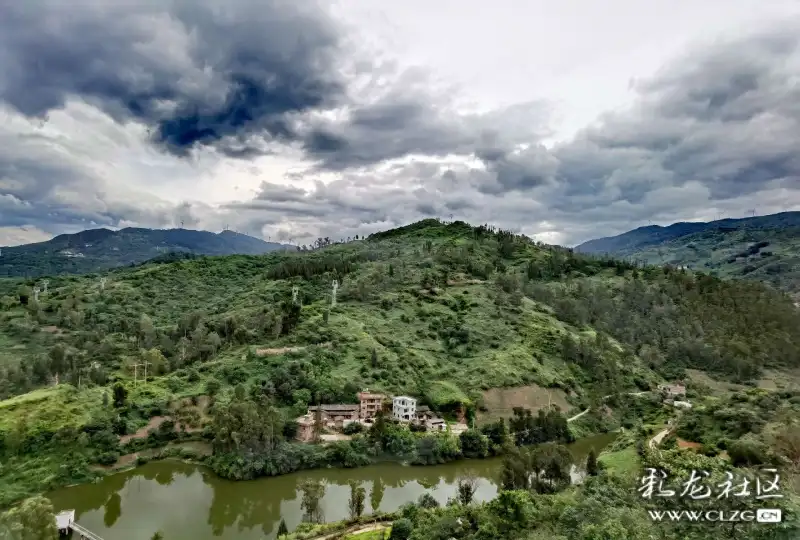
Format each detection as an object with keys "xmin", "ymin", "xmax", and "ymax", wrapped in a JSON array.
[{"xmin": 48, "ymin": 433, "xmax": 617, "ymax": 540}]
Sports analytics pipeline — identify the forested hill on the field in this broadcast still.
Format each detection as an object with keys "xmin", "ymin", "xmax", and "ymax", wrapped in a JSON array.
[
  {"xmin": 1, "ymin": 218, "xmax": 799, "ymax": 404},
  {"xmin": 575, "ymin": 211, "xmax": 800, "ymax": 255},
  {"xmin": 0, "ymin": 227, "xmax": 291, "ymax": 278},
  {"xmin": 575, "ymin": 211, "xmax": 800, "ymax": 298}
]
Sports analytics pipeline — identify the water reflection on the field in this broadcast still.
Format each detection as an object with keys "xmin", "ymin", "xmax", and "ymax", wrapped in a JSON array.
[
  {"xmin": 103, "ymin": 493, "xmax": 121, "ymax": 528},
  {"xmin": 47, "ymin": 433, "xmax": 616, "ymax": 540}
]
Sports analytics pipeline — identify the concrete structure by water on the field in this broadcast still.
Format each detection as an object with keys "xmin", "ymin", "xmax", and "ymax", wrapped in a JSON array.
[{"xmin": 56, "ymin": 510, "xmax": 104, "ymax": 540}]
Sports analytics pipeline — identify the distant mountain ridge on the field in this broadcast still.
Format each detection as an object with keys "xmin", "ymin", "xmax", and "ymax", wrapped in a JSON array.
[
  {"xmin": 0, "ymin": 227, "xmax": 292, "ymax": 278},
  {"xmin": 575, "ymin": 211, "xmax": 800, "ymax": 256},
  {"xmin": 575, "ymin": 211, "xmax": 800, "ymax": 299}
]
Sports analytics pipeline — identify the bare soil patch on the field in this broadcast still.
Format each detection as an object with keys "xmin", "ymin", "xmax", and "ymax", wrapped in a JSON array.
[
  {"xmin": 684, "ymin": 369, "xmax": 745, "ymax": 394},
  {"xmin": 320, "ymin": 433, "xmax": 352, "ymax": 443},
  {"xmin": 255, "ymin": 342, "xmax": 331, "ymax": 356},
  {"xmin": 478, "ymin": 384, "xmax": 571, "ymax": 424},
  {"xmin": 119, "ymin": 416, "xmax": 169, "ymax": 445},
  {"xmin": 757, "ymin": 369, "xmax": 800, "ymax": 391},
  {"xmin": 167, "ymin": 441, "xmax": 212, "ymax": 456},
  {"xmin": 677, "ymin": 438, "xmax": 703, "ymax": 451},
  {"xmin": 446, "ymin": 279, "xmax": 485, "ymax": 286},
  {"xmin": 41, "ymin": 326, "xmax": 60, "ymax": 333}
]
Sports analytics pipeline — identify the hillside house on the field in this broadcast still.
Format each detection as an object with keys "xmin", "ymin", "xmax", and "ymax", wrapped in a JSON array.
[
  {"xmin": 358, "ymin": 390, "xmax": 386, "ymax": 419},
  {"xmin": 672, "ymin": 400, "xmax": 693, "ymax": 409},
  {"xmin": 295, "ymin": 414, "xmax": 316, "ymax": 442},
  {"xmin": 393, "ymin": 396, "xmax": 417, "ymax": 422},
  {"xmin": 427, "ymin": 417, "xmax": 447, "ymax": 431},
  {"xmin": 658, "ymin": 383, "xmax": 686, "ymax": 398},
  {"xmin": 415, "ymin": 406, "xmax": 446, "ymax": 431},
  {"xmin": 308, "ymin": 404, "xmax": 360, "ymax": 428},
  {"xmin": 415, "ymin": 405, "xmax": 432, "ymax": 422}
]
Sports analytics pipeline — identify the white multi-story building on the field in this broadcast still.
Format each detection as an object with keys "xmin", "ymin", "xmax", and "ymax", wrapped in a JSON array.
[{"xmin": 392, "ymin": 396, "xmax": 417, "ymax": 422}]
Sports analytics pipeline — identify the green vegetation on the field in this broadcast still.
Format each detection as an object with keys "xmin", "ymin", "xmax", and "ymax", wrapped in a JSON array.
[
  {"xmin": 2, "ymin": 218, "xmax": 800, "ymax": 528},
  {"xmin": 0, "ymin": 495, "xmax": 58, "ymax": 540},
  {"xmin": 674, "ymin": 387, "xmax": 800, "ymax": 465},
  {"xmin": 619, "ymin": 226, "xmax": 800, "ymax": 297},
  {"xmin": 0, "ymin": 227, "xmax": 290, "ymax": 278},
  {"xmin": 370, "ymin": 446, "xmax": 800, "ymax": 540},
  {"xmin": 576, "ymin": 212, "xmax": 800, "ymax": 299}
]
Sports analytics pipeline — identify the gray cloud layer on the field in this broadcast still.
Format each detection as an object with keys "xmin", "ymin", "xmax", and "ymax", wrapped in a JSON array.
[{"xmin": 0, "ymin": 1, "xmax": 799, "ymax": 246}]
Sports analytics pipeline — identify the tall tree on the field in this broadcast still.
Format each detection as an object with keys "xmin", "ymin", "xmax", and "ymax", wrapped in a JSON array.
[
  {"xmin": 0, "ymin": 496, "xmax": 58, "ymax": 540},
  {"xmin": 112, "ymin": 383, "xmax": 128, "ymax": 408}
]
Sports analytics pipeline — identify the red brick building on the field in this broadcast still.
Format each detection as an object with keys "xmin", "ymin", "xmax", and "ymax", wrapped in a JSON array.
[{"xmin": 357, "ymin": 390, "xmax": 387, "ymax": 420}]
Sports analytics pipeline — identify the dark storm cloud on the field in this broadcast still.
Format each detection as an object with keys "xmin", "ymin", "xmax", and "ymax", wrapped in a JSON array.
[
  {"xmin": 2, "ymin": 2, "xmax": 800, "ymax": 249},
  {"xmin": 466, "ymin": 19, "xmax": 800, "ymax": 214},
  {"xmin": 0, "ymin": 0, "xmax": 347, "ymax": 157},
  {"xmin": 0, "ymin": 0, "xmax": 552, "ymax": 168},
  {"xmin": 231, "ymin": 19, "xmax": 800, "ymax": 246}
]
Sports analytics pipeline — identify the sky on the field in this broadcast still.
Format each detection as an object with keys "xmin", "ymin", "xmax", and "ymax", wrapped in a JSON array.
[{"xmin": 1, "ymin": 0, "xmax": 799, "ymax": 247}]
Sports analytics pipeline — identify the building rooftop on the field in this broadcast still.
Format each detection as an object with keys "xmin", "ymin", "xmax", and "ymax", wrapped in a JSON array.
[
  {"xmin": 309, "ymin": 404, "xmax": 360, "ymax": 412},
  {"xmin": 393, "ymin": 395, "xmax": 416, "ymax": 401},
  {"xmin": 296, "ymin": 414, "xmax": 314, "ymax": 425},
  {"xmin": 358, "ymin": 391, "xmax": 386, "ymax": 399},
  {"xmin": 55, "ymin": 510, "xmax": 74, "ymax": 530},
  {"xmin": 416, "ymin": 405, "xmax": 431, "ymax": 413}
]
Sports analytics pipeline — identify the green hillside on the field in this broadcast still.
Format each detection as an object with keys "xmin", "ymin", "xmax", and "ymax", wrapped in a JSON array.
[
  {"xmin": 611, "ymin": 225, "xmax": 800, "ymax": 299},
  {"xmin": 1, "ymin": 218, "xmax": 799, "ymax": 508},
  {"xmin": 0, "ymin": 227, "xmax": 291, "ymax": 278},
  {"xmin": 575, "ymin": 211, "xmax": 800, "ymax": 299}
]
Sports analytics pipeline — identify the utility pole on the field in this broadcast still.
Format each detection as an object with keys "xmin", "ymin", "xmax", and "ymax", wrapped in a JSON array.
[
  {"xmin": 33, "ymin": 287, "xmax": 40, "ymax": 302},
  {"xmin": 41, "ymin": 279, "xmax": 49, "ymax": 294},
  {"xmin": 131, "ymin": 360, "xmax": 152, "ymax": 385},
  {"xmin": 331, "ymin": 280, "xmax": 339, "ymax": 308},
  {"xmin": 292, "ymin": 285, "xmax": 299, "ymax": 305},
  {"xmin": 99, "ymin": 277, "xmax": 107, "ymax": 291}
]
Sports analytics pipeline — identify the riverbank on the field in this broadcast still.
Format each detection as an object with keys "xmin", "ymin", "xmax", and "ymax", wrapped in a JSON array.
[
  {"xmin": 1, "ymin": 385, "xmax": 631, "ymax": 509},
  {"xmin": 44, "ymin": 433, "xmax": 618, "ymax": 539}
]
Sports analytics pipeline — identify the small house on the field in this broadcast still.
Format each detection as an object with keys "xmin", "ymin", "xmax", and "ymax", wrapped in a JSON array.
[
  {"xmin": 295, "ymin": 414, "xmax": 316, "ymax": 442},
  {"xmin": 55, "ymin": 510, "xmax": 75, "ymax": 534},
  {"xmin": 392, "ymin": 396, "xmax": 417, "ymax": 422},
  {"xmin": 308, "ymin": 404, "xmax": 360, "ymax": 428},
  {"xmin": 658, "ymin": 383, "xmax": 686, "ymax": 398},
  {"xmin": 426, "ymin": 416, "xmax": 447, "ymax": 431}
]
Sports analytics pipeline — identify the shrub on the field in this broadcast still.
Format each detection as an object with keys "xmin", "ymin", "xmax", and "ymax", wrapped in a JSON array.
[{"xmin": 389, "ymin": 518, "xmax": 413, "ymax": 540}]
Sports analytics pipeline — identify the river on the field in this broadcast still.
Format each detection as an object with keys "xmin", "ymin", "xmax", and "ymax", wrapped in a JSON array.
[{"xmin": 47, "ymin": 433, "xmax": 617, "ymax": 539}]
